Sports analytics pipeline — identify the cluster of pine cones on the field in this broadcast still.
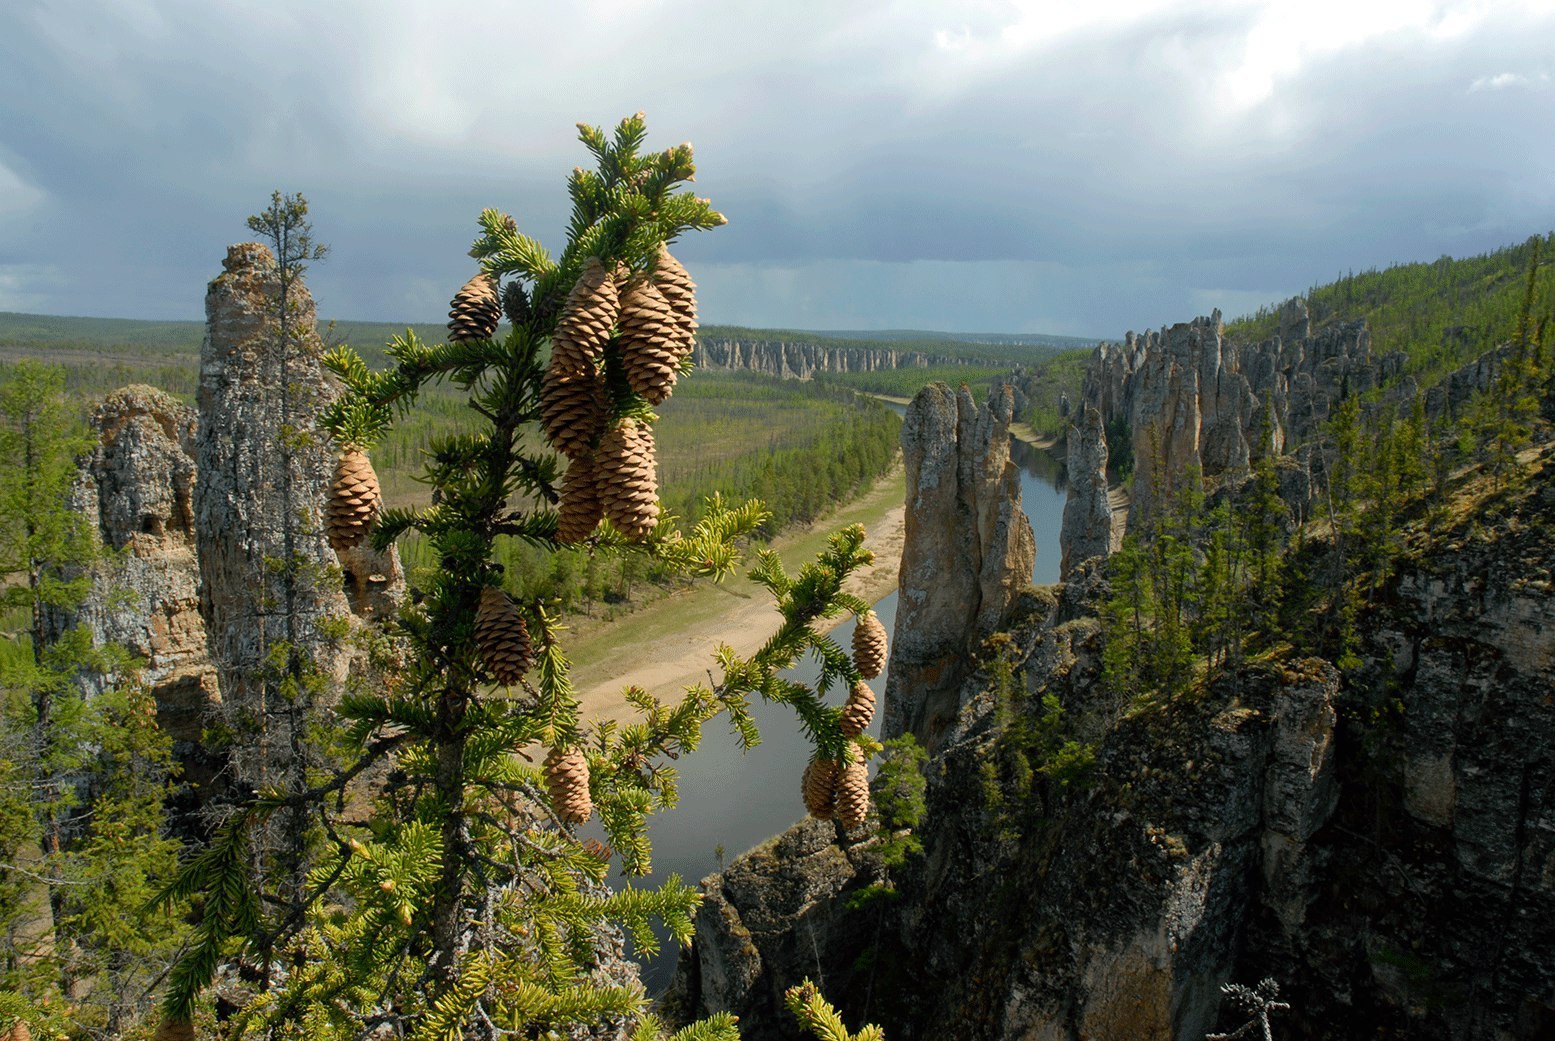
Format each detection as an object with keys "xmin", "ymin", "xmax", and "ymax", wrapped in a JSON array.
[
  {"xmin": 532, "ymin": 246, "xmax": 699, "ymax": 542},
  {"xmin": 801, "ymin": 610, "xmax": 889, "ymax": 829}
]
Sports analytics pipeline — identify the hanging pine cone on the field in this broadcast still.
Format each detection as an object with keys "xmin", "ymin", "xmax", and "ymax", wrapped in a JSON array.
[
  {"xmin": 502, "ymin": 279, "xmax": 532, "ymax": 327},
  {"xmin": 852, "ymin": 610, "xmax": 888, "ymax": 680},
  {"xmin": 539, "ymin": 369, "xmax": 606, "ymax": 459},
  {"xmin": 544, "ymin": 746, "xmax": 592, "ymax": 824},
  {"xmin": 556, "ymin": 452, "xmax": 603, "ymax": 544},
  {"xmin": 474, "ymin": 586, "xmax": 532, "ymax": 685},
  {"xmin": 652, "ymin": 244, "xmax": 698, "ymax": 362},
  {"xmin": 447, "ymin": 273, "xmax": 501, "ymax": 343},
  {"xmin": 549, "ymin": 257, "xmax": 618, "ymax": 376},
  {"xmin": 802, "ymin": 757, "xmax": 839, "ymax": 819},
  {"xmin": 153, "ymin": 1020, "xmax": 194, "ymax": 1041},
  {"xmin": 326, "ymin": 449, "xmax": 381, "ymax": 552},
  {"xmin": 4, "ymin": 1019, "xmax": 30, "ymax": 1041},
  {"xmin": 617, "ymin": 277, "xmax": 680, "ymax": 404},
  {"xmin": 834, "ymin": 746, "xmax": 870, "ymax": 830},
  {"xmin": 839, "ymin": 680, "xmax": 876, "ymax": 738},
  {"xmin": 595, "ymin": 418, "xmax": 659, "ymax": 540}
]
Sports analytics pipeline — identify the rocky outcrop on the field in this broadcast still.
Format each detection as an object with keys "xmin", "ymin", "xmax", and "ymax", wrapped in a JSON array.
[
  {"xmin": 1059, "ymin": 403, "xmax": 1110, "ymax": 577},
  {"xmin": 693, "ymin": 338, "xmax": 970, "ymax": 380},
  {"xmin": 1080, "ymin": 304, "xmax": 1416, "ymax": 531},
  {"xmin": 673, "ymin": 451, "xmax": 1555, "ymax": 1040},
  {"xmin": 883, "ymin": 383, "xmax": 1035, "ymax": 750},
  {"xmin": 197, "ymin": 243, "xmax": 401, "ymax": 790},
  {"xmin": 51, "ymin": 386, "xmax": 218, "ymax": 747}
]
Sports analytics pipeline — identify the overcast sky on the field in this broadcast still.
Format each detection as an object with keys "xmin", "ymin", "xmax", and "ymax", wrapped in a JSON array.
[{"xmin": 1, "ymin": 1, "xmax": 1551, "ymax": 338}]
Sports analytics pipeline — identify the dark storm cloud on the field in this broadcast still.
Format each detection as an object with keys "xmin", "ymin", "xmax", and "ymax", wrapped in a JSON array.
[{"xmin": 1, "ymin": 1, "xmax": 1551, "ymax": 337}]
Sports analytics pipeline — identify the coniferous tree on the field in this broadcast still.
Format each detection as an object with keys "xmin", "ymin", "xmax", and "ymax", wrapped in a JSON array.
[
  {"xmin": 0, "ymin": 362, "xmax": 185, "ymax": 1034},
  {"xmin": 157, "ymin": 115, "xmax": 884, "ymax": 1040}
]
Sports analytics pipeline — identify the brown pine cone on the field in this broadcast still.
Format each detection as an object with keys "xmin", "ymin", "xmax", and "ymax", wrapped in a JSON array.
[
  {"xmin": 448, "ymin": 273, "xmax": 501, "ymax": 343},
  {"xmin": 652, "ymin": 244, "xmax": 698, "ymax": 362},
  {"xmin": 539, "ymin": 369, "xmax": 606, "ymax": 459},
  {"xmin": 327, "ymin": 449, "xmax": 381, "ymax": 552},
  {"xmin": 617, "ymin": 277, "xmax": 680, "ymax": 404},
  {"xmin": 852, "ymin": 611, "xmax": 888, "ymax": 680},
  {"xmin": 475, "ymin": 586, "xmax": 532, "ymax": 685},
  {"xmin": 4, "ymin": 1019, "xmax": 30, "ymax": 1041},
  {"xmin": 544, "ymin": 746, "xmax": 592, "ymax": 824},
  {"xmin": 802, "ymin": 757, "xmax": 839, "ymax": 819},
  {"xmin": 834, "ymin": 746, "xmax": 870, "ymax": 830},
  {"xmin": 556, "ymin": 452, "xmax": 603, "ymax": 544},
  {"xmin": 153, "ymin": 1020, "xmax": 194, "ymax": 1041},
  {"xmin": 595, "ymin": 419, "xmax": 659, "ymax": 540},
  {"xmin": 549, "ymin": 257, "xmax": 617, "ymax": 376},
  {"xmin": 839, "ymin": 680, "xmax": 876, "ymax": 738}
]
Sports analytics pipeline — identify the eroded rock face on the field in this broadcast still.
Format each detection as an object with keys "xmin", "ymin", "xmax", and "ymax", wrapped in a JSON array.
[
  {"xmin": 52, "ymin": 385, "xmax": 218, "ymax": 746},
  {"xmin": 883, "ymin": 382, "xmax": 1035, "ymax": 750},
  {"xmin": 672, "ymin": 458, "xmax": 1555, "ymax": 1041},
  {"xmin": 196, "ymin": 243, "xmax": 402, "ymax": 791},
  {"xmin": 1059, "ymin": 403, "xmax": 1111, "ymax": 577}
]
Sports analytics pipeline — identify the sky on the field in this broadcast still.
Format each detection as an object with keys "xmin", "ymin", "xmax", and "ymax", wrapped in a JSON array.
[{"xmin": 1, "ymin": 0, "xmax": 1552, "ymax": 339}]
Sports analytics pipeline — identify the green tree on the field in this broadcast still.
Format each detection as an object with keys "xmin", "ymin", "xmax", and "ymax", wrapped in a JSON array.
[
  {"xmin": 0, "ymin": 362, "xmax": 185, "ymax": 1034},
  {"xmin": 159, "ymin": 115, "xmax": 884, "ymax": 1039}
]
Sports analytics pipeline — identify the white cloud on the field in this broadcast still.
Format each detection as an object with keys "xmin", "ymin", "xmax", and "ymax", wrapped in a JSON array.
[{"xmin": 1468, "ymin": 70, "xmax": 1549, "ymax": 90}]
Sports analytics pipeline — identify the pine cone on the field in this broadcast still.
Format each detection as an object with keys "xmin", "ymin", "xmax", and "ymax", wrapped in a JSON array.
[
  {"xmin": 448, "ymin": 273, "xmax": 501, "ymax": 343},
  {"xmin": 474, "ymin": 586, "xmax": 532, "ymax": 685},
  {"xmin": 839, "ymin": 680, "xmax": 876, "ymax": 738},
  {"xmin": 595, "ymin": 419, "xmax": 659, "ymax": 540},
  {"xmin": 834, "ymin": 747, "xmax": 870, "ymax": 830},
  {"xmin": 4, "ymin": 1019, "xmax": 30, "ymax": 1041},
  {"xmin": 556, "ymin": 452, "xmax": 603, "ymax": 544},
  {"xmin": 802, "ymin": 757, "xmax": 839, "ymax": 819},
  {"xmin": 539, "ymin": 369, "xmax": 606, "ymax": 459},
  {"xmin": 653, "ymin": 244, "xmax": 698, "ymax": 362},
  {"xmin": 617, "ymin": 277, "xmax": 680, "ymax": 404},
  {"xmin": 327, "ymin": 449, "xmax": 381, "ymax": 552},
  {"xmin": 544, "ymin": 746, "xmax": 592, "ymax": 824},
  {"xmin": 502, "ymin": 279, "xmax": 532, "ymax": 327},
  {"xmin": 852, "ymin": 611, "xmax": 888, "ymax": 680},
  {"xmin": 153, "ymin": 1020, "xmax": 194, "ymax": 1041},
  {"xmin": 549, "ymin": 257, "xmax": 617, "ymax": 376}
]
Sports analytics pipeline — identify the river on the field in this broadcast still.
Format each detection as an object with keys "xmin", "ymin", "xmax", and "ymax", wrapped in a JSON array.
[{"xmin": 615, "ymin": 411, "xmax": 1069, "ymax": 990}]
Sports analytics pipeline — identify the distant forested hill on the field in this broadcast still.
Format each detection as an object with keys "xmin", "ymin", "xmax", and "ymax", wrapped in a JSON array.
[{"xmin": 1225, "ymin": 232, "xmax": 1555, "ymax": 385}]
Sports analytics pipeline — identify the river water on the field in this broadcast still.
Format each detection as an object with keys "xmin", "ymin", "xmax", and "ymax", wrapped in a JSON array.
[{"xmin": 615, "ymin": 414, "xmax": 1069, "ymax": 990}]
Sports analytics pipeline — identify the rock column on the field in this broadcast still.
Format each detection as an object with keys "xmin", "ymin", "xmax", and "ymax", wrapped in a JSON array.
[{"xmin": 883, "ymin": 382, "xmax": 1035, "ymax": 750}]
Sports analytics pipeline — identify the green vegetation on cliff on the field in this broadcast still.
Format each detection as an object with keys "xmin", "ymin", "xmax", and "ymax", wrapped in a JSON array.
[{"xmin": 1226, "ymin": 232, "xmax": 1555, "ymax": 385}]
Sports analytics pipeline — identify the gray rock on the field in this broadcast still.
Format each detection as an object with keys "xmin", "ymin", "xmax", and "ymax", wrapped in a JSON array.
[
  {"xmin": 883, "ymin": 382, "xmax": 1035, "ymax": 750},
  {"xmin": 1059, "ymin": 403, "xmax": 1111, "ymax": 577}
]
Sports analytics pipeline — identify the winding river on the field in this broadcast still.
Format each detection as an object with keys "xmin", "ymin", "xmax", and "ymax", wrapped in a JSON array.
[{"xmin": 617, "ymin": 412, "xmax": 1069, "ymax": 990}]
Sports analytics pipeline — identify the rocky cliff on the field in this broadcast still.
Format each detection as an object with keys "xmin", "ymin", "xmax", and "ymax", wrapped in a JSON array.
[
  {"xmin": 53, "ymin": 243, "xmax": 403, "ymax": 806},
  {"xmin": 672, "ymin": 439, "xmax": 1555, "ymax": 1038},
  {"xmin": 883, "ymin": 383, "xmax": 1035, "ymax": 751},
  {"xmin": 693, "ymin": 338, "xmax": 972, "ymax": 380},
  {"xmin": 52, "ymin": 386, "xmax": 217, "ymax": 753}
]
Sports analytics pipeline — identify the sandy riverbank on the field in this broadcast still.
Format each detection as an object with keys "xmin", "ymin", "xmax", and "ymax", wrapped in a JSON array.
[{"xmin": 565, "ymin": 466, "xmax": 907, "ymax": 722}]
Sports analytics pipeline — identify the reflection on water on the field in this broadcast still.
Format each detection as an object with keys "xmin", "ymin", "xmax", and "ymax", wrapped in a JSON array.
[{"xmin": 617, "ymin": 411, "xmax": 1068, "ymax": 991}]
